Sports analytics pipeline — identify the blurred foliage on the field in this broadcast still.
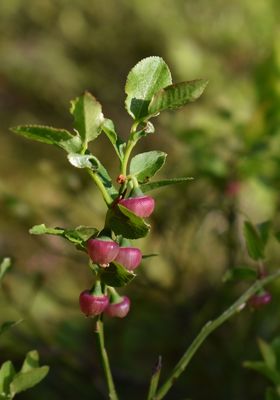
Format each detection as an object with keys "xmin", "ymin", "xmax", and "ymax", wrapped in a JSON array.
[{"xmin": 1, "ymin": 0, "xmax": 280, "ymax": 399}]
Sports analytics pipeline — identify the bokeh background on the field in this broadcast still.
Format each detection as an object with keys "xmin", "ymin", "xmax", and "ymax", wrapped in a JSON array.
[{"xmin": 1, "ymin": 0, "xmax": 280, "ymax": 399}]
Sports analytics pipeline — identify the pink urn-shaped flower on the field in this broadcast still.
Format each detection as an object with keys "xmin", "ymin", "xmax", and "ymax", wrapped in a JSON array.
[
  {"xmin": 105, "ymin": 295, "xmax": 131, "ymax": 318},
  {"xmin": 87, "ymin": 236, "xmax": 119, "ymax": 266},
  {"xmin": 119, "ymin": 195, "xmax": 155, "ymax": 218},
  {"xmin": 79, "ymin": 290, "xmax": 109, "ymax": 317},
  {"xmin": 115, "ymin": 246, "xmax": 142, "ymax": 271}
]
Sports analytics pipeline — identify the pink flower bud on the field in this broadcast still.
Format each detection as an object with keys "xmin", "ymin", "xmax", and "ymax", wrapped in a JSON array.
[
  {"xmin": 115, "ymin": 247, "xmax": 142, "ymax": 271},
  {"xmin": 105, "ymin": 296, "xmax": 131, "ymax": 318},
  {"xmin": 87, "ymin": 238, "xmax": 119, "ymax": 266},
  {"xmin": 79, "ymin": 290, "xmax": 109, "ymax": 317},
  {"xmin": 119, "ymin": 196, "xmax": 155, "ymax": 218},
  {"xmin": 248, "ymin": 292, "xmax": 272, "ymax": 309}
]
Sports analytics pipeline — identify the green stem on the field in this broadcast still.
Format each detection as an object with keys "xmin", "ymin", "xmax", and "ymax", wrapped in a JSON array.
[
  {"xmin": 121, "ymin": 122, "xmax": 139, "ymax": 176},
  {"xmin": 95, "ymin": 317, "xmax": 119, "ymax": 400},
  {"xmin": 87, "ymin": 168, "xmax": 112, "ymax": 206},
  {"xmin": 154, "ymin": 269, "xmax": 280, "ymax": 400}
]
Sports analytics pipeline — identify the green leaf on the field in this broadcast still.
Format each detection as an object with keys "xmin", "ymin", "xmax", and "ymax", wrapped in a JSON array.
[
  {"xmin": 29, "ymin": 224, "xmax": 98, "ymax": 248},
  {"xmin": 70, "ymin": 92, "xmax": 104, "ymax": 146},
  {"xmin": 131, "ymin": 121, "xmax": 155, "ymax": 141},
  {"xmin": 101, "ymin": 119, "xmax": 125, "ymax": 160},
  {"xmin": 222, "ymin": 266, "xmax": 258, "ymax": 283},
  {"xmin": 243, "ymin": 361, "xmax": 280, "ymax": 385},
  {"xmin": 11, "ymin": 125, "xmax": 82, "ymax": 153},
  {"xmin": 10, "ymin": 366, "xmax": 49, "ymax": 396},
  {"xmin": 67, "ymin": 153, "xmax": 100, "ymax": 169},
  {"xmin": 100, "ymin": 262, "xmax": 135, "ymax": 287},
  {"xmin": 130, "ymin": 151, "xmax": 167, "ymax": 182},
  {"xmin": 258, "ymin": 338, "xmax": 277, "ymax": 369},
  {"xmin": 141, "ymin": 177, "xmax": 193, "ymax": 193},
  {"xmin": 0, "ymin": 320, "xmax": 23, "ymax": 336},
  {"xmin": 21, "ymin": 351, "xmax": 39, "ymax": 373},
  {"xmin": 125, "ymin": 56, "xmax": 172, "ymax": 121},
  {"xmin": 94, "ymin": 162, "xmax": 119, "ymax": 198},
  {"xmin": 106, "ymin": 205, "xmax": 151, "ymax": 239},
  {"xmin": 0, "ymin": 361, "xmax": 16, "ymax": 396},
  {"xmin": 243, "ymin": 221, "xmax": 265, "ymax": 261},
  {"xmin": 0, "ymin": 258, "xmax": 11, "ymax": 282},
  {"xmin": 257, "ymin": 221, "xmax": 271, "ymax": 247},
  {"xmin": 148, "ymin": 79, "xmax": 208, "ymax": 116},
  {"xmin": 266, "ymin": 387, "xmax": 280, "ymax": 400}
]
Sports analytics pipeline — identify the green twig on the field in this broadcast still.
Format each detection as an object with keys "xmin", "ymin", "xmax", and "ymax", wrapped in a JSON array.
[
  {"xmin": 154, "ymin": 269, "xmax": 280, "ymax": 400},
  {"xmin": 121, "ymin": 122, "xmax": 139, "ymax": 176},
  {"xmin": 95, "ymin": 317, "xmax": 119, "ymax": 400},
  {"xmin": 87, "ymin": 168, "xmax": 112, "ymax": 206}
]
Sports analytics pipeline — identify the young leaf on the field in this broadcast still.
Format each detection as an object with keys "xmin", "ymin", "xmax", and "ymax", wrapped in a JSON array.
[
  {"xmin": 130, "ymin": 121, "xmax": 155, "ymax": 141},
  {"xmin": 100, "ymin": 262, "xmax": 135, "ymax": 287},
  {"xmin": 0, "ymin": 258, "xmax": 11, "ymax": 282},
  {"xmin": 125, "ymin": 56, "xmax": 172, "ymax": 121},
  {"xmin": 21, "ymin": 351, "xmax": 39, "ymax": 373},
  {"xmin": 70, "ymin": 92, "xmax": 104, "ymax": 146},
  {"xmin": 106, "ymin": 205, "xmax": 151, "ymax": 239},
  {"xmin": 141, "ymin": 177, "xmax": 193, "ymax": 193},
  {"xmin": 0, "ymin": 361, "xmax": 16, "ymax": 397},
  {"xmin": 67, "ymin": 153, "xmax": 100, "ymax": 169},
  {"xmin": 10, "ymin": 366, "xmax": 49, "ymax": 396},
  {"xmin": 148, "ymin": 79, "xmax": 208, "ymax": 116},
  {"xmin": 101, "ymin": 119, "xmax": 125, "ymax": 160},
  {"xmin": 130, "ymin": 151, "xmax": 167, "ymax": 182},
  {"xmin": 11, "ymin": 125, "xmax": 83, "ymax": 153},
  {"xmin": 29, "ymin": 224, "xmax": 98, "ymax": 247},
  {"xmin": 243, "ymin": 221, "xmax": 265, "ymax": 261},
  {"xmin": 258, "ymin": 338, "xmax": 277, "ymax": 370},
  {"xmin": 0, "ymin": 320, "xmax": 23, "ymax": 336},
  {"xmin": 94, "ymin": 162, "xmax": 119, "ymax": 198}
]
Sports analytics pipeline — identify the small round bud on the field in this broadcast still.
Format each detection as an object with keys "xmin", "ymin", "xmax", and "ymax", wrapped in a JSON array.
[
  {"xmin": 79, "ymin": 290, "xmax": 109, "ymax": 317},
  {"xmin": 87, "ymin": 237, "xmax": 119, "ymax": 266},
  {"xmin": 119, "ymin": 195, "xmax": 155, "ymax": 218},
  {"xmin": 115, "ymin": 247, "xmax": 142, "ymax": 271},
  {"xmin": 117, "ymin": 174, "xmax": 126, "ymax": 184},
  {"xmin": 105, "ymin": 296, "xmax": 131, "ymax": 318},
  {"xmin": 248, "ymin": 292, "xmax": 272, "ymax": 309}
]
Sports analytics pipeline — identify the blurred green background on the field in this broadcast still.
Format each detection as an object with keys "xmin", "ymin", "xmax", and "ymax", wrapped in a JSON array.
[{"xmin": 1, "ymin": 0, "xmax": 280, "ymax": 399}]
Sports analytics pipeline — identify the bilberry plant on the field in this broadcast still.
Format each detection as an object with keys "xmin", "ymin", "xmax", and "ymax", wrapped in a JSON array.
[{"xmin": 11, "ymin": 57, "xmax": 280, "ymax": 400}]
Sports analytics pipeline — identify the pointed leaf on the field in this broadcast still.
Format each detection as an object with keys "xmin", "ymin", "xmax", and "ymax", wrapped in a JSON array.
[
  {"xmin": 29, "ymin": 224, "xmax": 98, "ymax": 248},
  {"xmin": 0, "ymin": 320, "xmax": 23, "ymax": 336},
  {"xmin": 258, "ymin": 338, "xmax": 277, "ymax": 369},
  {"xmin": 100, "ymin": 262, "xmax": 135, "ymax": 287},
  {"xmin": 11, "ymin": 125, "xmax": 82, "ymax": 153},
  {"xmin": 21, "ymin": 351, "xmax": 39, "ymax": 373},
  {"xmin": 141, "ymin": 177, "xmax": 193, "ymax": 193},
  {"xmin": 106, "ymin": 205, "xmax": 150, "ymax": 239},
  {"xmin": 0, "ymin": 361, "xmax": 16, "ymax": 396},
  {"xmin": 67, "ymin": 153, "xmax": 100, "ymax": 169},
  {"xmin": 101, "ymin": 119, "xmax": 125, "ymax": 160},
  {"xmin": 70, "ymin": 92, "xmax": 104, "ymax": 145},
  {"xmin": 10, "ymin": 366, "xmax": 49, "ymax": 395},
  {"xmin": 125, "ymin": 57, "xmax": 172, "ymax": 120},
  {"xmin": 130, "ymin": 151, "xmax": 167, "ymax": 182},
  {"xmin": 0, "ymin": 258, "xmax": 11, "ymax": 282},
  {"xmin": 243, "ymin": 221, "xmax": 265, "ymax": 260},
  {"xmin": 148, "ymin": 79, "xmax": 208, "ymax": 116},
  {"xmin": 257, "ymin": 221, "xmax": 271, "ymax": 247}
]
